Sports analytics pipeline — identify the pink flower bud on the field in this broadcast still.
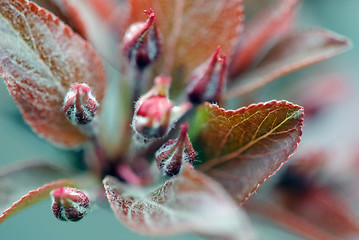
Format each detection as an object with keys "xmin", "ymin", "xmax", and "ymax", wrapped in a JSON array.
[
  {"xmin": 186, "ymin": 46, "xmax": 227, "ymax": 104},
  {"xmin": 155, "ymin": 124, "xmax": 195, "ymax": 177},
  {"xmin": 63, "ymin": 83, "xmax": 99, "ymax": 125},
  {"xmin": 122, "ymin": 8, "xmax": 162, "ymax": 70},
  {"xmin": 132, "ymin": 76, "xmax": 191, "ymax": 139},
  {"xmin": 51, "ymin": 186, "xmax": 90, "ymax": 222}
]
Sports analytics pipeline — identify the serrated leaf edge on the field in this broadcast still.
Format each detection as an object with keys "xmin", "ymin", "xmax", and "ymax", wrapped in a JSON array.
[
  {"xmin": 0, "ymin": 179, "xmax": 77, "ymax": 224},
  {"xmin": 199, "ymin": 100, "xmax": 304, "ymax": 174}
]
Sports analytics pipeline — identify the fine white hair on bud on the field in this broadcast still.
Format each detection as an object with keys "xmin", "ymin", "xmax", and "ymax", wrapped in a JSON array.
[
  {"xmin": 51, "ymin": 186, "xmax": 90, "ymax": 222},
  {"xmin": 155, "ymin": 124, "xmax": 196, "ymax": 177},
  {"xmin": 132, "ymin": 76, "xmax": 192, "ymax": 140},
  {"xmin": 63, "ymin": 83, "xmax": 99, "ymax": 125},
  {"xmin": 122, "ymin": 8, "xmax": 162, "ymax": 70},
  {"xmin": 132, "ymin": 76, "xmax": 173, "ymax": 139}
]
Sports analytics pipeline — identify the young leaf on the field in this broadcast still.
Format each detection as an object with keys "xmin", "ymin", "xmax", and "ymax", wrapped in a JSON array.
[
  {"xmin": 277, "ymin": 187, "xmax": 359, "ymax": 238},
  {"xmin": 54, "ymin": 0, "xmax": 124, "ymax": 67},
  {"xmin": 31, "ymin": 0, "xmax": 86, "ymax": 35},
  {"xmin": 0, "ymin": 0, "xmax": 106, "ymax": 147},
  {"xmin": 229, "ymin": 0, "xmax": 300, "ymax": 77},
  {"xmin": 128, "ymin": 0, "xmax": 244, "ymax": 82},
  {"xmin": 0, "ymin": 179, "xmax": 77, "ymax": 224},
  {"xmin": 245, "ymin": 199, "xmax": 339, "ymax": 240},
  {"xmin": 0, "ymin": 161, "xmax": 69, "ymax": 214},
  {"xmin": 103, "ymin": 163, "xmax": 255, "ymax": 239},
  {"xmin": 195, "ymin": 101, "xmax": 303, "ymax": 203},
  {"xmin": 227, "ymin": 29, "xmax": 351, "ymax": 98}
]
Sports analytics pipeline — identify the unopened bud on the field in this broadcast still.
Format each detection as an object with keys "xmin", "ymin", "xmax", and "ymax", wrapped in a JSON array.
[
  {"xmin": 51, "ymin": 186, "xmax": 90, "ymax": 222},
  {"xmin": 132, "ymin": 76, "xmax": 191, "ymax": 139},
  {"xmin": 155, "ymin": 124, "xmax": 195, "ymax": 177},
  {"xmin": 186, "ymin": 46, "xmax": 227, "ymax": 104},
  {"xmin": 63, "ymin": 83, "xmax": 99, "ymax": 125},
  {"xmin": 122, "ymin": 8, "xmax": 161, "ymax": 70}
]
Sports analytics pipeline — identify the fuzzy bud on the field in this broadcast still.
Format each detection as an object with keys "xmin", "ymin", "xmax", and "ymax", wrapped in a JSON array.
[
  {"xmin": 155, "ymin": 124, "xmax": 195, "ymax": 177},
  {"xmin": 122, "ymin": 8, "xmax": 161, "ymax": 70},
  {"xmin": 132, "ymin": 76, "xmax": 191, "ymax": 139},
  {"xmin": 63, "ymin": 83, "xmax": 99, "ymax": 125},
  {"xmin": 186, "ymin": 46, "xmax": 227, "ymax": 104},
  {"xmin": 51, "ymin": 186, "xmax": 90, "ymax": 222}
]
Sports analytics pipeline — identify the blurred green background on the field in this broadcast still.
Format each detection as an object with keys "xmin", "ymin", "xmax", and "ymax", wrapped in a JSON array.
[{"xmin": 1, "ymin": 0, "xmax": 358, "ymax": 239}]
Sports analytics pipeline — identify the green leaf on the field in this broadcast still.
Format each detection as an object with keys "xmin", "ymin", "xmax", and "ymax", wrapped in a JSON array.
[{"xmin": 195, "ymin": 101, "xmax": 304, "ymax": 203}]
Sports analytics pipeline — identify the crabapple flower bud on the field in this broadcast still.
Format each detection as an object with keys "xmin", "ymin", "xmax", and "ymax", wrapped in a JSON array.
[
  {"xmin": 122, "ymin": 8, "xmax": 161, "ymax": 70},
  {"xmin": 63, "ymin": 83, "xmax": 99, "ymax": 125},
  {"xmin": 51, "ymin": 186, "xmax": 90, "ymax": 222},
  {"xmin": 155, "ymin": 124, "xmax": 195, "ymax": 177},
  {"xmin": 186, "ymin": 46, "xmax": 227, "ymax": 104},
  {"xmin": 132, "ymin": 76, "xmax": 191, "ymax": 139}
]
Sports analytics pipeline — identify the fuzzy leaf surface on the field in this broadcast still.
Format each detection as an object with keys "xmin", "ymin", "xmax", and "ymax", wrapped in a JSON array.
[
  {"xmin": 0, "ymin": 178, "xmax": 77, "ymax": 224},
  {"xmin": 0, "ymin": 0, "xmax": 106, "ymax": 147},
  {"xmin": 103, "ymin": 163, "xmax": 254, "ymax": 239},
  {"xmin": 128, "ymin": 0, "xmax": 244, "ymax": 83},
  {"xmin": 31, "ymin": 0, "xmax": 84, "ymax": 34},
  {"xmin": 195, "ymin": 101, "xmax": 303, "ymax": 203},
  {"xmin": 228, "ymin": 29, "xmax": 351, "ymax": 98}
]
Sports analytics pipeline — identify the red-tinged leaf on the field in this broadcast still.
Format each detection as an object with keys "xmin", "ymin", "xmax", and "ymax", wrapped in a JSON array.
[
  {"xmin": 0, "ymin": 179, "xmax": 78, "ymax": 224},
  {"xmin": 0, "ymin": 161, "xmax": 69, "ymax": 214},
  {"xmin": 55, "ymin": 0, "xmax": 125, "ymax": 67},
  {"xmin": 245, "ymin": 199, "xmax": 339, "ymax": 240},
  {"xmin": 128, "ymin": 0, "xmax": 244, "ymax": 82},
  {"xmin": 194, "ymin": 101, "xmax": 303, "ymax": 203},
  {"xmin": 277, "ymin": 187, "xmax": 359, "ymax": 238},
  {"xmin": 229, "ymin": 0, "xmax": 301, "ymax": 77},
  {"xmin": 103, "ymin": 163, "xmax": 255, "ymax": 239},
  {"xmin": 227, "ymin": 29, "xmax": 351, "ymax": 98},
  {"xmin": 0, "ymin": 0, "xmax": 106, "ymax": 147},
  {"xmin": 31, "ymin": 0, "xmax": 87, "ymax": 36}
]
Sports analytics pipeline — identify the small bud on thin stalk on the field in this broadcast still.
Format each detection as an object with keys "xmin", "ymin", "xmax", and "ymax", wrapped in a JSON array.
[
  {"xmin": 122, "ymin": 8, "xmax": 162, "ymax": 71},
  {"xmin": 156, "ymin": 124, "xmax": 195, "ymax": 177},
  {"xmin": 186, "ymin": 46, "xmax": 227, "ymax": 104},
  {"xmin": 63, "ymin": 83, "xmax": 99, "ymax": 126},
  {"xmin": 51, "ymin": 186, "xmax": 90, "ymax": 222},
  {"xmin": 132, "ymin": 76, "xmax": 192, "ymax": 140}
]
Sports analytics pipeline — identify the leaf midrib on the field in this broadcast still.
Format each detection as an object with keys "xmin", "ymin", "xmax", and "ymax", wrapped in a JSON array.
[
  {"xmin": 199, "ymin": 108, "xmax": 302, "ymax": 171},
  {"xmin": 0, "ymin": 2, "xmax": 66, "ymax": 96}
]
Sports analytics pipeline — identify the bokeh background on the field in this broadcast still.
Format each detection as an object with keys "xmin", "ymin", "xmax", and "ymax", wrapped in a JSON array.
[{"xmin": 1, "ymin": 0, "xmax": 358, "ymax": 239}]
